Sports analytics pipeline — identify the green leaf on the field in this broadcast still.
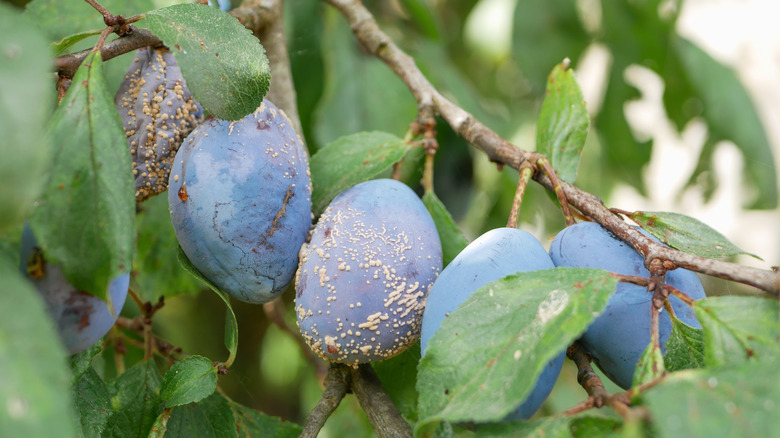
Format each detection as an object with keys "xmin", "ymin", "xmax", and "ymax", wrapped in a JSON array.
[
  {"xmin": 166, "ymin": 393, "xmax": 237, "ymax": 438},
  {"xmin": 0, "ymin": 3, "xmax": 53, "ymax": 233},
  {"xmin": 50, "ymin": 29, "xmax": 103, "ymax": 56},
  {"xmin": 160, "ymin": 355, "xmax": 218, "ymax": 408},
  {"xmin": 536, "ymin": 60, "xmax": 589, "ymax": 183},
  {"xmin": 511, "ymin": 0, "xmax": 589, "ymax": 93},
  {"xmin": 147, "ymin": 409, "xmax": 171, "ymax": 438},
  {"xmin": 398, "ymin": 0, "xmax": 442, "ymax": 41},
  {"xmin": 25, "ymin": 0, "xmax": 155, "ymax": 42},
  {"xmin": 663, "ymin": 318, "xmax": 705, "ymax": 372},
  {"xmin": 70, "ymin": 343, "xmax": 102, "ymax": 384},
  {"xmin": 632, "ymin": 337, "xmax": 664, "ymax": 387},
  {"xmin": 644, "ymin": 360, "xmax": 780, "ymax": 438},
  {"xmin": 0, "ymin": 257, "xmax": 77, "ymax": 438},
  {"xmin": 422, "ymin": 191, "xmax": 469, "ymax": 267},
  {"xmin": 177, "ymin": 246, "xmax": 238, "ymax": 367},
  {"xmin": 373, "ymin": 343, "xmax": 421, "ymax": 422},
  {"xmin": 416, "ymin": 268, "xmax": 617, "ymax": 425},
  {"xmin": 570, "ymin": 416, "xmax": 624, "ymax": 438},
  {"xmin": 231, "ymin": 400, "xmax": 303, "ymax": 438},
  {"xmin": 104, "ymin": 360, "xmax": 164, "ymax": 438},
  {"xmin": 310, "ymin": 131, "xmax": 411, "ymax": 216},
  {"xmin": 30, "ymin": 51, "xmax": 135, "ymax": 302},
  {"xmin": 475, "ymin": 416, "xmax": 571, "ymax": 437},
  {"xmin": 693, "ymin": 296, "xmax": 780, "ymax": 367},
  {"xmin": 145, "ymin": 3, "xmax": 270, "ymax": 121},
  {"xmin": 673, "ymin": 37, "xmax": 777, "ymax": 209},
  {"xmin": 630, "ymin": 211, "xmax": 760, "ymax": 259},
  {"xmin": 133, "ymin": 194, "xmax": 201, "ymax": 302},
  {"xmin": 73, "ymin": 367, "xmax": 112, "ymax": 438}
]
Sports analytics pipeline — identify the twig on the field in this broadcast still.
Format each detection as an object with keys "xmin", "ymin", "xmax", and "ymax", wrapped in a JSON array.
[
  {"xmin": 537, "ymin": 158, "xmax": 575, "ymax": 226},
  {"xmin": 263, "ymin": 298, "xmax": 328, "ymax": 381},
  {"xmin": 322, "ymin": 0, "xmax": 780, "ymax": 296},
  {"xmin": 348, "ymin": 364, "xmax": 413, "ymax": 438},
  {"xmin": 55, "ymin": 26, "xmax": 162, "ymax": 78},
  {"xmin": 506, "ymin": 164, "xmax": 533, "ymax": 229},
  {"xmin": 300, "ymin": 364, "xmax": 350, "ymax": 438}
]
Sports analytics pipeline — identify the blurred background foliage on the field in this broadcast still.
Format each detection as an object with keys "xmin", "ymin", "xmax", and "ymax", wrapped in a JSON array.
[{"xmin": 8, "ymin": 0, "xmax": 778, "ymax": 436}]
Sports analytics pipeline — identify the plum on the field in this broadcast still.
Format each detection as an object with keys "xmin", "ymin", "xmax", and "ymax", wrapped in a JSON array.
[
  {"xmin": 549, "ymin": 221, "xmax": 705, "ymax": 389},
  {"xmin": 115, "ymin": 47, "xmax": 203, "ymax": 203},
  {"xmin": 19, "ymin": 225, "xmax": 128, "ymax": 355},
  {"xmin": 295, "ymin": 179, "xmax": 442, "ymax": 366},
  {"xmin": 168, "ymin": 100, "xmax": 312, "ymax": 304},
  {"xmin": 420, "ymin": 227, "xmax": 564, "ymax": 420}
]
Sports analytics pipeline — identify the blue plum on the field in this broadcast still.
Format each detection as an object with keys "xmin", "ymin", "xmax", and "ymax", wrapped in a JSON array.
[
  {"xmin": 421, "ymin": 227, "xmax": 564, "ymax": 420},
  {"xmin": 295, "ymin": 179, "xmax": 442, "ymax": 366},
  {"xmin": 549, "ymin": 222, "xmax": 705, "ymax": 389},
  {"xmin": 168, "ymin": 100, "xmax": 312, "ymax": 304},
  {"xmin": 19, "ymin": 225, "xmax": 128, "ymax": 355},
  {"xmin": 115, "ymin": 47, "xmax": 203, "ymax": 203}
]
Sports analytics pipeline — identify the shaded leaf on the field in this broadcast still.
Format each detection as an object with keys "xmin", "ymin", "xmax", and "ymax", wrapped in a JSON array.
[
  {"xmin": 422, "ymin": 191, "xmax": 469, "ymax": 267},
  {"xmin": 231, "ymin": 400, "xmax": 302, "ymax": 438},
  {"xmin": 24, "ymin": 0, "xmax": 155, "ymax": 42},
  {"xmin": 146, "ymin": 3, "xmax": 270, "ymax": 120},
  {"xmin": 373, "ymin": 343, "xmax": 421, "ymax": 422},
  {"xmin": 160, "ymin": 356, "xmax": 218, "ymax": 408},
  {"xmin": 693, "ymin": 296, "xmax": 780, "ymax": 367},
  {"xmin": 0, "ymin": 256, "xmax": 77, "ymax": 438},
  {"xmin": 570, "ymin": 416, "xmax": 623, "ymax": 438},
  {"xmin": 70, "ymin": 343, "xmax": 102, "ymax": 384},
  {"xmin": 631, "ymin": 211, "xmax": 760, "ymax": 259},
  {"xmin": 416, "ymin": 268, "xmax": 617, "ymax": 426},
  {"xmin": 664, "ymin": 318, "xmax": 705, "ymax": 372},
  {"xmin": 475, "ymin": 416, "xmax": 571, "ymax": 437},
  {"xmin": 104, "ymin": 360, "xmax": 164, "ymax": 438},
  {"xmin": 536, "ymin": 60, "xmax": 589, "ymax": 183},
  {"xmin": 166, "ymin": 393, "xmax": 237, "ymax": 438},
  {"xmin": 644, "ymin": 361, "xmax": 780, "ymax": 438},
  {"xmin": 310, "ymin": 131, "xmax": 411, "ymax": 216},
  {"xmin": 0, "ymin": 3, "xmax": 53, "ymax": 233},
  {"xmin": 632, "ymin": 337, "xmax": 664, "ymax": 387},
  {"xmin": 73, "ymin": 367, "xmax": 111, "ymax": 438},
  {"xmin": 50, "ymin": 29, "xmax": 103, "ymax": 55},
  {"xmin": 30, "ymin": 51, "xmax": 135, "ymax": 302}
]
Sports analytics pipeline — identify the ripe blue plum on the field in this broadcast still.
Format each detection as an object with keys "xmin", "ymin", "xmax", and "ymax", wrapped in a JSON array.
[
  {"xmin": 115, "ymin": 47, "xmax": 203, "ymax": 202},
  {"xmin": 168, "ymin": 100, "xmax": 312, "ymax": 304},
  {"xmin": 549, "ymin": 222, "xmax": 705, "ymax": 389},
  {"xmin": 421, "ymin": 227, "xmax": 564, "ymax": 420},
  {"xmin": 19, "ymin": 225, "xmax": 128, "ymax": 355},
  {"xmin": 295, "ymin": 179, "xmax": 442, "ymax": 366}
]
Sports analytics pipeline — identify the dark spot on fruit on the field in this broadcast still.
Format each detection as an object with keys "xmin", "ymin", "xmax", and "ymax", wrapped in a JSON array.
[
  {"xmin": 324, "ymin": 227, "xmax": 331, "ymax": 238},
  {"xmin": 178, "ymin": 185, "xmax": 188, "ymax": 201},
  {"xmin": 327, "ymin": 344, "xmax": 337, "ymax": 354},
  {"xmin": 257, "ymin": 120, "xmax": 270, "ymax": 130}
]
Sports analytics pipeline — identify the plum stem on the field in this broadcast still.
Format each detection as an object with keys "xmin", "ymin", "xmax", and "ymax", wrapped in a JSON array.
[
  {"xmin": 537, "ymin": 158, "xmax": 575, "ymax": 226},
  {"xmin": 506, "ymin": 164, "xmax": 533, "ymax": 228}
]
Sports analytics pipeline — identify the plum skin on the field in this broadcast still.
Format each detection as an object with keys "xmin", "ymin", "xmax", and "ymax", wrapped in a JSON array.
[
  {"xmin": 549, "ymin": 222, "xmax": 705, "ymax": 389},
  {"xmin": 20, "ymin": 225, "xmax": 128, "ymax": 355},
  {"xmin": 168, "ymin": 100, "xmax": 312, "ymax": 304},
  {"xmin": 295, "ymin": 179, "xmax": 442, "ymax": 366},
  {"xmin": 420, "ymin": 227, "xmax": 565, "ymax": 421}
]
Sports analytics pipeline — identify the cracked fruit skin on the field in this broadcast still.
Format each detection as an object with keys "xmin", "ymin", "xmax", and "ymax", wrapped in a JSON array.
[
  {"xmin": 295, "ymin": 179, "xmax": 442, "ymax": 366},
  {"xmin": 549, "ymin": 222, "xmax": 705, "ymax": 389},
  {"xmin": 20, "ymin": 225, "xmax": 128, "ymax": 355},
  {"xmin": 420, "ymin": 227, "xmax": 564, "ymax": 420},
  {"xmin": 168, "ymin": 101, "xmax": 312, "ymax": 304}
]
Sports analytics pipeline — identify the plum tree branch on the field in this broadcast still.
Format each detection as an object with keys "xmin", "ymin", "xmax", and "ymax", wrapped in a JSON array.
[
  {"xmin": 322, "ymin": 0, "xmax": 780, "ymax": 297},
  {"xmin": 55, "ymin": 26, "xmax": 161, "ymax": 78}
]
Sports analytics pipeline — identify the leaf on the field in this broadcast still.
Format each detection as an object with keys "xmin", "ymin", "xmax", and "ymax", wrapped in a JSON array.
[
  {"xmin": 644, "ymin": 360, "xmax": 780, "ymax": 438},
  {"xmin": 133, "ymin": 194, "xmax": 201, "ymax": 302},
  {"xmin": 50, "ymin": 29, "xmax": 103, "ymax": 56},
  {"xmin": 30, "ymin": 51, "xmax": 135, "ymax": 302},
  {"xmin": 398, "ymin": 0, "xmax": 442, "ymax": 41},
  {"xmin": 147, "ymin": 409, "xmax": 171, "ymax": 438},
  {"xmin": 104, "ymin": 360, "xmax": 164, "ymax": 438},
  {"xmin": 536, "ymin": 60, "xmax": 589, "ymax": 183},
  {"xmin": 416, "ymin": 268, "xmax": 618, "ymax": 426},
  {"xmin": 422, "ymin": 191, "xmax": 469, "ymax": 267},
  {"xmin": 511, "ymin": 0, "xmax": 589, "ymax": 93},
  {"xmin": 663, "ymin": 318, "xmax": 705, "ymax": 372},
  {"xmin": 160, "ymin": 356, "xmax": 218, "ymax": 408},
  {"xmin": 0, "ymin": 257, "xmax": 77, "ymax": 438},
  {"xmin": 177, "ymin": 246, "xmax": 238, "ymax": 367},
  {"xmin": 373, "ymin": 343, "xmax": 421, "ymax": 422},
  {"xmin": 231, "ymin": 400, "xmax": 303, "ymax": 438},
  {"xmin": 24, "ymin": 0, "xmax": 155, "ymax": 42},
  {"xmin": 673, "ymin": 37, "xmax": 777, "ymax": 209},
  {"xmin": 145, "ymin": 3, "xmax": 270, "ymax": 121},
  {"xmin": 630, "ymin": 211, "xmax": 760, "ymax": 259},
  {"xmin": 309, "ymin": 131, "xmax": 411, "ymax": 216},
  {"xmin": 693, "ymin": 296, "xmax": 780, "ymax": 367},
  {"xmin": 70, "ymin": 343, "xmax": 103, "ymax": 384},
  {"xmin": 570, "ymin": 416, "xmax": 624, "ymax": 438},
  {"xmin": 73, "ymin": 367, "xmax": 112, "ymax": 438},
  {"xmin": 475, "ymin": 416, "xmax": 571, "ymax": 437},
  {"xmin": 632, "ymin": 337, "xmax": 664, "ymax": 388},
  {"xmin": 0, "ymin": 3, "xmax": 53, "ymax": 233},
  {"xmin": 166, "ymin": 393, "xmax": 237, "ymax": 438}
]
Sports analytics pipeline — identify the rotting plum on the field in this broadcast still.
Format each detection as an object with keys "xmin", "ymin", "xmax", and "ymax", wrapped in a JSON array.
[
  {"xmin": 115, "ymin": 47, "xmax": 203, "ymax": 203},
  {"xmin": 549, "ymin": 221, "xmax": 705, "ymax": 389},
  {"xmin": 168, "ymin": 100, "xmax": 312, "ymax": 304},
  {"xmin": 295, "ymin": 179, "xmax": 442, "ymax": 366},
  {"xmin": 19, "ymin": 225, "xmax": 128, "ymax": 355},
  {"xmin": 420, "ymin": 227, "xmax": 564, "ymax": 421}
]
